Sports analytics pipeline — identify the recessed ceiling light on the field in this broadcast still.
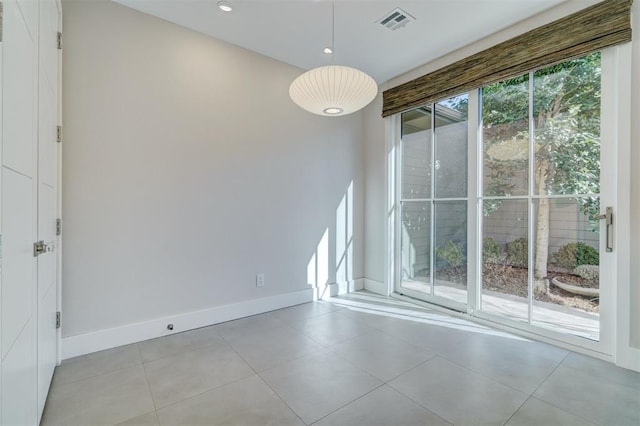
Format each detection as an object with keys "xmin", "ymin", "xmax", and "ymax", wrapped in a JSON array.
[
  {"xmin": 217, "ymin": 1, "xmax": 232, "ymax": 12},
  {"xmin": 323, "ymin": 47, "xmax": 333, "ymax": 54}
]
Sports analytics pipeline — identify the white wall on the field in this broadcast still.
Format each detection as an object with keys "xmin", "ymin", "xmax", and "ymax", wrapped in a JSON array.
[
  {"xmin": 362, "ymin": 0, "xmax": 639, "ymax": 364},
  {"xmin": 630, "ymin": 0, "xmax": 639, "ymax": 350},
  {"xmin": 62, "ymin": 0, "xmax": 364, "ymax": 341},
  {"xmin": 363, "ymin": 93, "xmax": 385, "ymax": 284}
]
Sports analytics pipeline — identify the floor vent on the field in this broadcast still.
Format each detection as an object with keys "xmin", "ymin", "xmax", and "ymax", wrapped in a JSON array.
[{"xmin": 376, "ymin": 7, "xmax": 415, "ymax": 31}]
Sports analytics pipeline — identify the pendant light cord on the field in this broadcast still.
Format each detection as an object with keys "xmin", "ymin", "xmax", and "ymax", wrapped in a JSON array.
[{"xmin": 331, "ymin": 1, "xmax": 335, "ymax": 64}]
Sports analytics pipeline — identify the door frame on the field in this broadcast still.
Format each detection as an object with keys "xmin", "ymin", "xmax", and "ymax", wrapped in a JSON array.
[
  {"xmin": 385, "ymin": 44, "xmax": 632, "ymax": 364},
  {"xmin": 55, "ymin": 0, "xmax": 62, "ymax": 367},
  {"xmin": 610, "ymin": 43, "xmax": 634, "ymax": 370},
  {"xmin": 0, "ymin": 1, "xmax": 4, "ymax": 413}
]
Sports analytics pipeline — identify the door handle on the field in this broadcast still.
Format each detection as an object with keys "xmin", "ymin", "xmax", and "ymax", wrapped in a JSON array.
[
  {"xmin": 33, "ymin": 240, "xmax": 55, "ymax": 257},
  {"xmin": 34, "ymin": 241, "xmax": 46, "ymax": 257},
  {"xmin": 597, "ymin": 206, "xmax": 613, "ymax": 252}
]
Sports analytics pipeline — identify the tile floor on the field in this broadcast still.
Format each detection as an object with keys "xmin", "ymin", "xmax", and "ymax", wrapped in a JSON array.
[{"xmin": 42, "ymin": 292, "xmax": 640, "ymax": 426}]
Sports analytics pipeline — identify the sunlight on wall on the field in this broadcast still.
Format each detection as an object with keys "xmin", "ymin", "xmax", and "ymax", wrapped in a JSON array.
[
  {"xmin": 307, "ymin": 253, "xmax": 316, "ymax": 288},
  {"xmin": 318, "ymin": 229, "xmax": 329, "ymax": 289},
  {"xmin": 307, "ymin": 181, "xmax": 356, "ymax": 299},
  {"xmin": 308, "ymin": 228, "xmax": 329, "ymax": 299},
  {"xmin": 336, "ymin": 182, "xmax": 354, "ymax": 293}
]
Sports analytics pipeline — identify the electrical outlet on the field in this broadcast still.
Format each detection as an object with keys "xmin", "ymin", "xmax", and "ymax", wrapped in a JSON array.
[{"xmin": 256, "ymin": 273, "xmax": 265, "ymax": 287}]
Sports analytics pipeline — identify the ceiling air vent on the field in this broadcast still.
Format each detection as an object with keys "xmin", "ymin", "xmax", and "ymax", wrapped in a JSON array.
[{"xmin": 376, "ymin": 7, "xmax": 415, "ymax": 31}]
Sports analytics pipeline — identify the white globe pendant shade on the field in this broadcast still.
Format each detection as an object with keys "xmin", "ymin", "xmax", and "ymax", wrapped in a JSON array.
[{"xmin": 289, "ymin": 65, "xmax": 378, "ymax": 116}]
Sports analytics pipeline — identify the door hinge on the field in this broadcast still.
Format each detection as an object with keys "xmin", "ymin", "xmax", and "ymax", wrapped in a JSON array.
[
  {"xmin": 0, "ymin": 2, "xmax": 4, "ymax": 43},
  {"xmin": 56, "ymin": 218, "xmax": 62, "ymax": 236},
  {"xmin": 33, "ymin": 240, "xmax": 46, "ymax": 257},
  {"xmin": 57, "ymin": 125, "xmax": 62, "ymax": 143},
  {"xmin": 57, "ymin": 31, "xmax": 62, "ymax": 50},
  {"xmin": 56, "ymin": 312, "xmax": 61, "ymax": 329}
]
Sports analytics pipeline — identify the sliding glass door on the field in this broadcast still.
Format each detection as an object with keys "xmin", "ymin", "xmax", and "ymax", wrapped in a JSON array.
[
  {"xmin": 397, "ymin": 95, "xmax": 470, "ymax": 310},
  {"xmin": 479, "ymin": 52, "xmax": 607, "ymax": 344},
  {"xmin": 394, "ymin": 50, "xmax": 616, "ymax": 353}
]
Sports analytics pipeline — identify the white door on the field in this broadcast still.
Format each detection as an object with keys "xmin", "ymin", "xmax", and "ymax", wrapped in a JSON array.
[
  {"xmin": 36, "ymin": 0, "xmax": 61, "ymax": 418},
  {"xmin": 1, "ymin": 0, "xmax": 39, "ymax": 425}
]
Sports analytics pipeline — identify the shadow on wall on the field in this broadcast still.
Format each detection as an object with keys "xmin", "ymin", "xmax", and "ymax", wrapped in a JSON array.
[{"xmin": 307, "ymin": 181, "xmax": 355, "ymax": 299}]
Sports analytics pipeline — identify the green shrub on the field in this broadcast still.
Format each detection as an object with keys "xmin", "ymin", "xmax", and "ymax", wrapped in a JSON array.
[
  {"xmin": 574, "ymin": 264, "xmax": 599, "ymax": 281},
  {"xmin": 506, "ymin": 237, "xmax": 528, "ymax": 267},
  {"xmin": 436, "ymin": 240, "xmax": 464, "ymax": 267},
  {"xmin": 483, "ymin": 237, "xmax": 502, "ymax": 263},
  {"xmin": 555, "ymin": 242, "xmax": 599, "ymax": 268}
]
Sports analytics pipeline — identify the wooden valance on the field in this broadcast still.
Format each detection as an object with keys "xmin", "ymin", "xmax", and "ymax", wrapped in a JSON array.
[{"xmin": 382, "ymin": 0, "xmax": 632, "ymax": 117}]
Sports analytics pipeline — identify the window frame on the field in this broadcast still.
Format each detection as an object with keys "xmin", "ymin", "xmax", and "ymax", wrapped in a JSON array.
[{"xmin": 385, "ymin": 45, "xmax": 631, "ymax": 361}]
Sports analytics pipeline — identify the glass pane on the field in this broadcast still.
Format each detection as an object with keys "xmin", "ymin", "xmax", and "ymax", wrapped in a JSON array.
[
  {"xmin": 435, "ymin": 95, "xmax": 468, "ymax": 198},
  {"xmin": 402, "ymin": 107, "xmax": 432, "ymax": 136},
  {"xmin": 481, "ymin": 199, "xmax": 529, "ymax": 322},
  {"xmin": 434, "ymin": 201, "xmax": 467, "ymax": 303},
  {"xmin": 401, "ymin": 108, "xmax": 432, "ymax": 199},
  {"xmin": 532, "ymin": 198, "xmax": 600, "ymax": 340},
  {"xmin": 400, "ymin": 201, "xmax": 431, "ymax": 294},
  {"xmin": 482, "ymin": 74, "xmax": 529, "ymax": 197},
  {"xmin": 534, "ymin": 52, "xmax": 601, "ymax": 196}
]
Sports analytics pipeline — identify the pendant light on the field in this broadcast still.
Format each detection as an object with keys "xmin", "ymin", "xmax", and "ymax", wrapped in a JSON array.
[{"xmin": 289, "ymin": 2, "xmax": 378, "ymax": 116}]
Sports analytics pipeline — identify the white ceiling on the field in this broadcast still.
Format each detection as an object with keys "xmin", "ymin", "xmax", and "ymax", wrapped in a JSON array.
[{"xmin": 113, "ymin": 0, "xmax": 569, "ymax": 84}]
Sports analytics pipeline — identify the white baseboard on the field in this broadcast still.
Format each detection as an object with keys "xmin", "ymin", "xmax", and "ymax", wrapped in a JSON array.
[
  {"xmin": 326, "ymin": 283, "xmax": 340, "ymax": 297},
  {"xmin": 617, "ymin": 346, "xmax": 640, "ymax": 372},
  {"xmin": 354, "ymin": 278, "xmax": 364, "ymax": 291},
  {"xmin": 61, "ymin": 289, "xmax": 313, "ymax": 360},
  {"xmin": 363, "ymin": 278, "xmax": 388, "ymax": 295},
  {"xmin": 324, "ymin": 279, "xmax": 363, "ymax": 298}
]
